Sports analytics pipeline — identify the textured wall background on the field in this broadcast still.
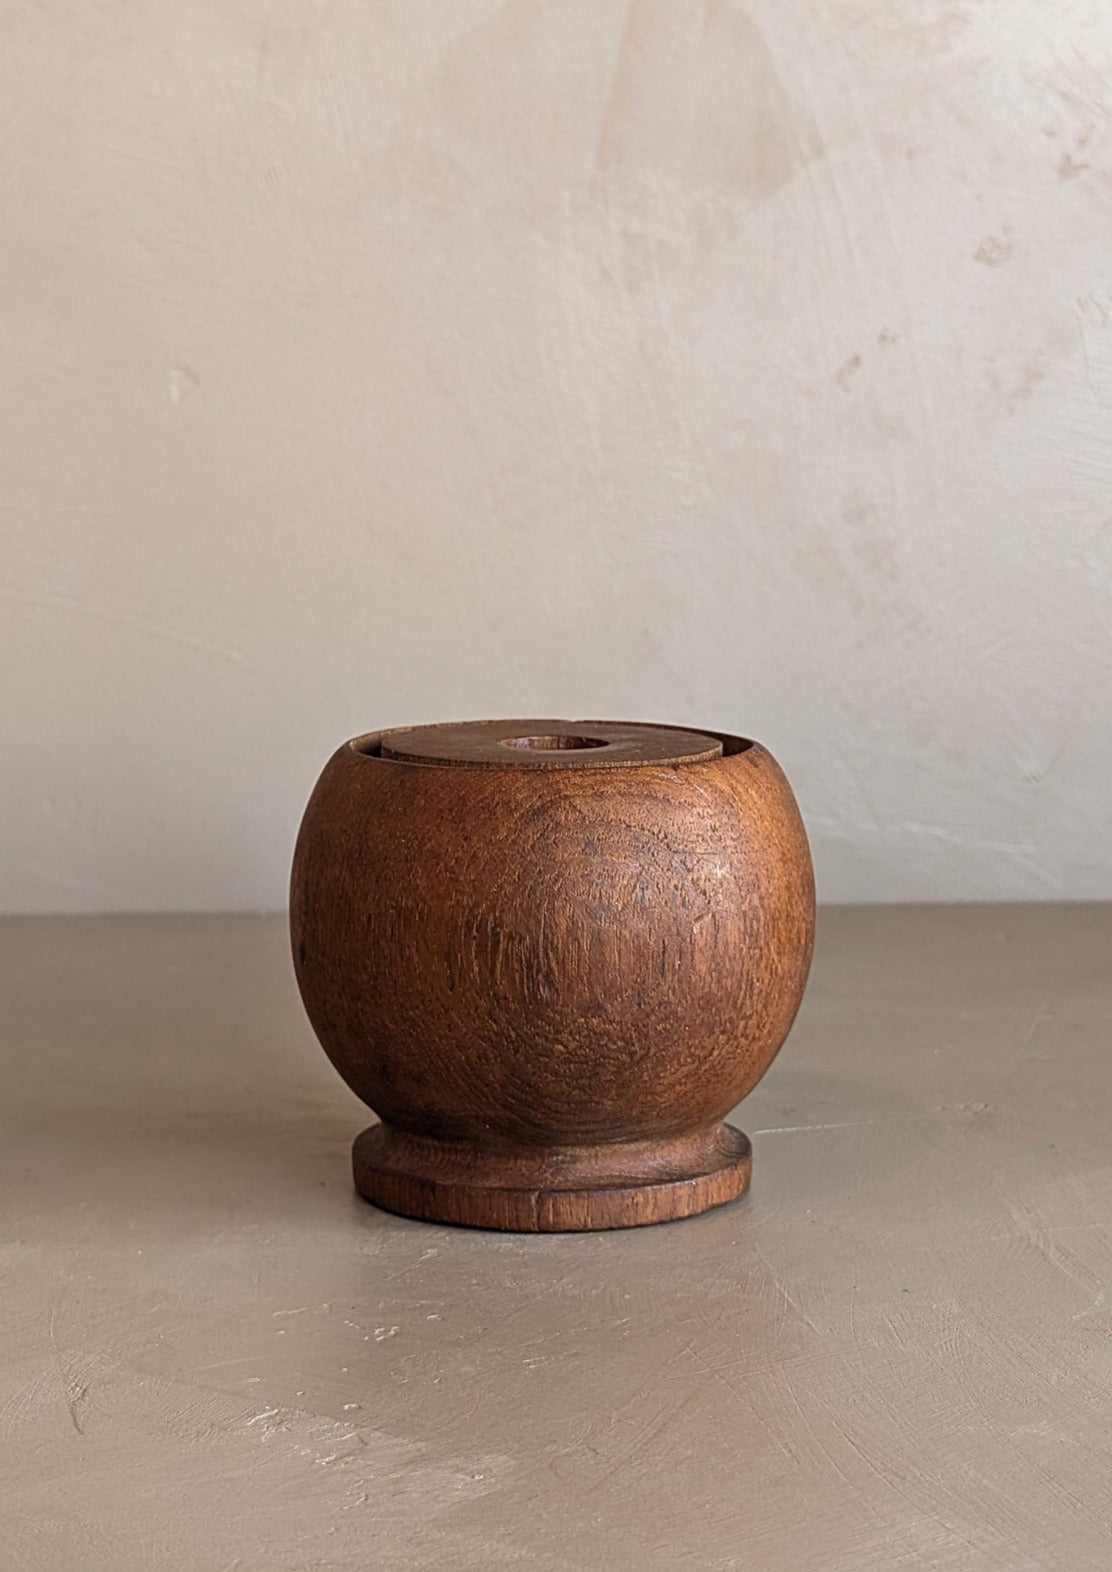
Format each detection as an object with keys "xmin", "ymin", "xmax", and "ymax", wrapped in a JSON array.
[{"xmin": 3, "ymin": 0, "xmax": 1111, "ymax": 911}]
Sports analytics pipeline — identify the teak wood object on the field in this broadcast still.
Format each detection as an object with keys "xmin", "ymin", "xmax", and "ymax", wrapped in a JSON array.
[{"xmin": 290, "ymin": 720, "xmax": 814, "ymax": 1231}]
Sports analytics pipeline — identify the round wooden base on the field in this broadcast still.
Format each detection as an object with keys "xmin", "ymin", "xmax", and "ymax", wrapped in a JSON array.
[{"xmin": 352, "ymin": 1122, "xmax": 752, "ymax": 1232}]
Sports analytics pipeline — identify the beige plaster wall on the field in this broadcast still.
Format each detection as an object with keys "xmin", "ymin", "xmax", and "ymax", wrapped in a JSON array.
[{"xmin": 3, "ymin": 1, "xmax": 1110, "ymax": 910}]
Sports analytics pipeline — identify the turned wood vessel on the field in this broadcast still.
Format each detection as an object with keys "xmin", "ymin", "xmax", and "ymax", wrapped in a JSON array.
[{"xmin": 290, "ymin": 719, "xmax": 814, "ymax": 1231}]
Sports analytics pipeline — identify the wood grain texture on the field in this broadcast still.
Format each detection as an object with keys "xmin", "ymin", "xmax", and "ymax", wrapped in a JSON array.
[
  {"xmin": 290, "ymin": 719, "xmax": 814, "ymax": 1230},
  {"xmin": 352, "ymin": 1122, "xmax": 753, "ymax": 1231}
]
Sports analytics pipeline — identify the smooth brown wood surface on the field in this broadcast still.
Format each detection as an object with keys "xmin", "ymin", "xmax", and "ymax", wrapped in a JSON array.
[
  {"xmin": 375, "ymin": 718, "xmax": 724, "ymax": 768},
  {"xmin": 352, "ymin": 1122, "xmax": 753, "ymax": 1231},
  {"xmin": 290, "ymin": 719, "xmax": 814, "ymax": 1230}
]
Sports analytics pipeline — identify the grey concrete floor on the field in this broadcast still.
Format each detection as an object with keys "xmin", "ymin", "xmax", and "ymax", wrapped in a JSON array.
[{"xmin": 1, "ymin": 907, "xmax": 1110, "ymax": 1569}]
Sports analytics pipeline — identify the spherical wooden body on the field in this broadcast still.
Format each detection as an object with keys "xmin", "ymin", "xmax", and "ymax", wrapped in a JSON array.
[{"xmin": 290, "ymin": 720, "xmax": 814, "ymax": 1230}]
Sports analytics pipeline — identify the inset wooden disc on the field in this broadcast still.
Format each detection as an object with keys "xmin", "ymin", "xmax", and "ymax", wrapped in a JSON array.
[{"xmin": 374, "ymin": 718, "xmax": 723, "ymax": 769}]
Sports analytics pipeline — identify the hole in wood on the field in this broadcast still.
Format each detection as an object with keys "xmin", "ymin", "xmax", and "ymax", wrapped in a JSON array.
[{"xmin": 497, "ymin": 734, "xmax": 608, "ymax": 752}]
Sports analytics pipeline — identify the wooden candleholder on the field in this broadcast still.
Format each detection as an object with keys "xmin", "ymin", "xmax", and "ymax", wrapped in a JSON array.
[{"xmin": 290, "ymin": 720, "xmax": 814, "ymax": 1231}]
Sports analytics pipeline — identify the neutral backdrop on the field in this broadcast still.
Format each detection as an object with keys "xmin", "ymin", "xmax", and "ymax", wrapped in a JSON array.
[{"xmin": 3, "ymin": 0, "xmax": 1111, "ymax": 912}]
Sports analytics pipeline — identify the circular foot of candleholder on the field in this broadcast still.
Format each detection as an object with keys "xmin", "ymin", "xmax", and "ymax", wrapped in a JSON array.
[{"xmin": 352, "ymin": 1121, "xmax": 752, "ymax": 1232}]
